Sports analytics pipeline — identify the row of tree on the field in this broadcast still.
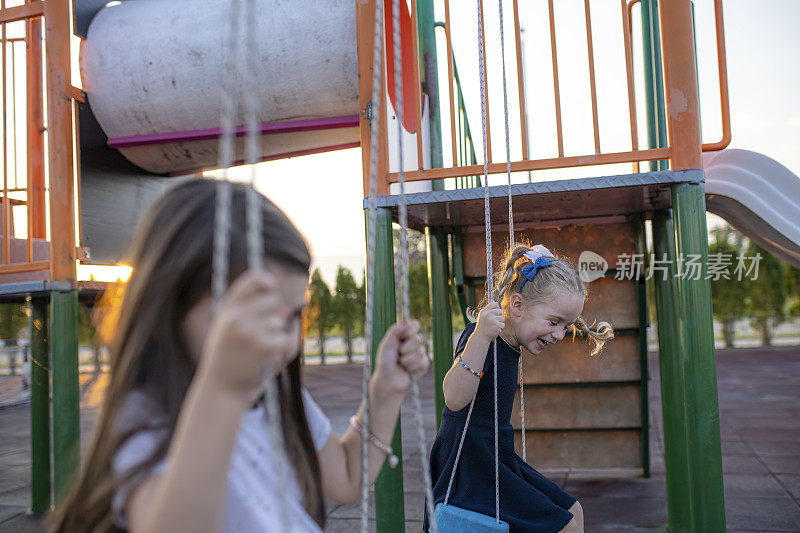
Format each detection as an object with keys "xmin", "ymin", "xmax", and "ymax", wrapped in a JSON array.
[{"xmin": 708, "ymin": 225, "xmax": 800, "ymax": 346}]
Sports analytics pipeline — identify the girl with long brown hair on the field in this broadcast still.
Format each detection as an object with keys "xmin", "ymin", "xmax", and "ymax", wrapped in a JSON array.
[{"xmin": 50, "ymin": 179, "xmax": 429, "ymax": 532}]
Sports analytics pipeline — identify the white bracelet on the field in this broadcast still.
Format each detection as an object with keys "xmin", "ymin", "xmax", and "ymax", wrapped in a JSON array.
[{"xmin": 350, "ymin": 416, "xmax": 399, "ymax": 468}]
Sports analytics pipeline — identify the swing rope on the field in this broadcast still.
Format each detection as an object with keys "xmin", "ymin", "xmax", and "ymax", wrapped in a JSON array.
[
  {"xmin": 359, "ymin": 0, "xmax": 384, "ymax": 528},
  {"xmin": 495, "ymin": 0, "xmax": 527, "ymax": 464},
  {"xmin": 444, "ymin": 0, "xmax": 503, "ymax": 524},
  {"xmin": 390, "ymin": 0, "xmax": 438, "ymax": 530},
  {"xmin": 214, "ymin": 1, "xmax": 289, "ymax": 529}
]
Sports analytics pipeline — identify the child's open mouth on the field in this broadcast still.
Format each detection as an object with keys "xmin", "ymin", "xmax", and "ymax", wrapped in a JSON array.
[{"xmin": 536, "ymin": 337, "xmax": 547, "ymax": 349}]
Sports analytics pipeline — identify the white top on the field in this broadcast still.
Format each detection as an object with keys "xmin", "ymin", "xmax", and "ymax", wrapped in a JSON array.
[{"xmin": 111, "ymin": 388, "xmax": 332, "ymax": 532}]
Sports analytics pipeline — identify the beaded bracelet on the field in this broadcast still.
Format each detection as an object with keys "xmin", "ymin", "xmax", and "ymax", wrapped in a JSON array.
[
  {"xmin": 457, "ymin": 354, "xmax": 484, "ymax": 378},
  {"xmin": 350, "ymin": 416, "xmax": 399, "ymax": 468}
]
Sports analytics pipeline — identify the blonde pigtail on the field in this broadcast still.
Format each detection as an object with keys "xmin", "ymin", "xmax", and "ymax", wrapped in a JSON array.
[{"xmin": 572, "ymin": 317, "xmax": 615, "ymax": 357}]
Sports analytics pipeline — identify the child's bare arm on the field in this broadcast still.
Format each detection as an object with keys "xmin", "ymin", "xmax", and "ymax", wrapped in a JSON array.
[
  {"xmin": 442, "ymin": 302, "xmax": 504, "ymax": 411},
  {"xmin": 316, "ymin": 321, "xmax": 429, "ymax": 503}
]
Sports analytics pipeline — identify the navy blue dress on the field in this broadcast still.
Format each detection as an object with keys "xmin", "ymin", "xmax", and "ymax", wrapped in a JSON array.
[{"xmin": 423, "ymin": 323, "xmax": 576, "ymax": 532}]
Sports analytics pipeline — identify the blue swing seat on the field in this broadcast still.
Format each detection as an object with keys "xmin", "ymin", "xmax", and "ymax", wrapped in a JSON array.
[{"xmin": 430, "ymin": 502, "xmax": 509, "ymax": 532}]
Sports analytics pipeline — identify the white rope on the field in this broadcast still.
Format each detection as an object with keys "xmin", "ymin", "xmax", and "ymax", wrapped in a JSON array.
[
  {"xmin": 496, "ymin": 0, "xmax": 526, "ymax": 463},
  {"xmin": 215, "ymin": 1, "xmax": 289, "ymax": 529},
  {"xmin": 476, "ymin": 0, "xmax": 501, "ymax": 522},
  {"xmin": 360, "ymin": 0, "xmax": 385, "ymax": 529},
  {"xmin": 443, "ymin": 0, "xmax": 501, "ymax": 523},
  {"xmin": 390, "ymin": 1, "xmax": 438, "ymax": 530}
]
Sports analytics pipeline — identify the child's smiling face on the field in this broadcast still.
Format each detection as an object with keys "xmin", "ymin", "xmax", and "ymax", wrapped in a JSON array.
[{"xmin": 507, "ymin": 289, "xmax": 585, "ymax": 354}]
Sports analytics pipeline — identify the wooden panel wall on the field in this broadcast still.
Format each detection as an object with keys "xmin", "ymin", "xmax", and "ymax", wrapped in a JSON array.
[{"xmin": 460, "ymin": 222, "xmax": 647, "ymax": 472}]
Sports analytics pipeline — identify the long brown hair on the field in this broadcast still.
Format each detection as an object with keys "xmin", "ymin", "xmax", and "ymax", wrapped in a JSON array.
[{"xmin": 50, "ymin": 179, "xmax": 325, "ymax": 531}]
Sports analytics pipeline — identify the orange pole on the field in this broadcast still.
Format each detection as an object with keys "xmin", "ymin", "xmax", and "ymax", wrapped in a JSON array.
[
  {"xmin": 44, "ymin": 0, "xmax": 77, "ymax": 282},
  {"xmin": 621, "ymin": 0, "xmax": 639, "ymax": 153},
  {"xmin": 547, "ymin": 0, "xmax": 563, "ymax": 158},
  {"xmin": 584, "ymin": 0, "xmax": 600, "ymax": 155},
  {"xmin": 512, "ymin": 0, "xmax": 528, "ymax": 160},
  {"xmin": 26, "ymin": 13, "xmax": 46, "ymax": 243},
  {"xmin": 357, "ymin": 0, "xmax": 389, "ymax": 197},
  {"xmin": 478, "ymin": 0, "xmax": 491, "ymax": 163},
  {"xmin": 444, "ymin": 0, "xmax": 457, "ymax": 167},
  {"xmin": 701, "ymin": 0, "xmax": 731, "ymax": 152},
  {"xmin": 659, "ymin": 0, "xmax": 701, "ymax": 169},
  {"xmin": 2, "ymin": 5, "xmax": 10, "ymax": 265}
]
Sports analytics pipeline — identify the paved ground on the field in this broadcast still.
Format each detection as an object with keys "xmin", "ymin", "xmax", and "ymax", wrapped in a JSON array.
[{"xmin": 1, "ymin": 345, "xmax": 799, "ymax": 532}]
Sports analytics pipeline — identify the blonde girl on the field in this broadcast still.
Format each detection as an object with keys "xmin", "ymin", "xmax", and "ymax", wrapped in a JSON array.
[
  {"xmin": 424, "ymin": 243, "xmax": 614, "ymax": 533},
  {"xmin": 51, "ymin": 179, "xmax": 429, "ymax": 532}
]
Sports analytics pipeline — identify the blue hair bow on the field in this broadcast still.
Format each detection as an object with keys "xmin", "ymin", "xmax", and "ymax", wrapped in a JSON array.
[{"xmin": 519, "ymin": 256, "xmax": 560, "ymax": 292}]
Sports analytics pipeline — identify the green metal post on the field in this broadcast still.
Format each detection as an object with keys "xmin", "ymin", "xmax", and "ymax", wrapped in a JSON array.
[
  {"xmin": 29, "ymin": 297, "xmax": 51, "ymax": 513},
  {"xmin": 50, "ymin": 289, "xmax": 80, "ymax": 505},
  {"xmin": 651, "ymin": 210, "xmax": 692, "ymax": 532},
  {"xmin": 367, "ymin": 208, "xmax": 405, "ymax": 533},
  {"xmin": 632, "ymin": 217, "xmax": 651, "ymax": 477},
  {"xmin": 417, "ymin": 0, "xmax": 444, "ymax": 192},
  {"xmin": 671, "ymin": 183, "xmax": 726, "ymax": 531},
  {"xmin": 426, "ymin": 227, "xmax": 453, "ymax": 430},
  {"xmin": 641, "ymin": 0, "xmax": 668, "ymax": 172}
]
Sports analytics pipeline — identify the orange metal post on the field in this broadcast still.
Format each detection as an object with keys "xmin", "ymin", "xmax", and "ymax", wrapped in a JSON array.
[
  {"xmin": 621, "ymin": 0, "xmax": 639, "ymax": 154},
  {"xmin": 2, "ymin": 6, "xmax": 9, "ymax": 265},
  {"xmin": 512, "ymin": 0, "xmax": 527, "ymax": 161},
  {"xmin": 659, "ymin": 0, "xmax": 701, "ymax": 170},
  {"xmin": 584, "ymin": 0, "xmax": 600, "ymax": 155},
  {"xmin": 26, "ymin": 14, "xmax": 46, "ymax": 242},
  {"xmin": 44, "ymin": 0, "xmax": 76, "ymax": 282},
  {"xmin": 547, "ymin": 0, "xmax": 564, "ymax": 158},
  {"xmin": 701, "ymin": 0, "xmax": 731, "ymax": 152},
  {"xmin": 357, "ymin": 0, "xmax": 389, "ymax": 197}
]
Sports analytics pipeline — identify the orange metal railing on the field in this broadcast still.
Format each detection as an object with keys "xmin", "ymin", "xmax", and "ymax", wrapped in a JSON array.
[
  {"xmin": 0, "ymin": 0, "xmax": 80, "ymax": 283},
  {"xmin": 358, "ymin": 0, "xmax": 731, "ymax": 193}
]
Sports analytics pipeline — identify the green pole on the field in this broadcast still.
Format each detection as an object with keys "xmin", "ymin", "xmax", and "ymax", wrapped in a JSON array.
[
  {"xmin": 651, "ymin": 210, "xmax": 692, "ymax": 532},
  {"xmin": 368, "ymin": 208, "xmax": 405, "ymax": 533},
  {"xmin": 426, "ymin": 227, "xmax": 453, "ymax": 430},
  {"xmin": 632, "ymin": 217, "xmax": 651, "ymax": 477},
  {"xmin": 416, "ymin": 0, "xmax": 444, "ymax": 191},
  {"xmin": 671, "ymin": 183, "xmax": 726, "ymax": 531},
  {"xmin": 50, "ymin": 289, "xmax": 80, "ymax": 505},
  {"xmin": 418, "ymin": 0, "xmax": 452, "ymax": 430},
  {"xmin": 29, "ymin": 297, "xmax": 51, "ymax": 513}
]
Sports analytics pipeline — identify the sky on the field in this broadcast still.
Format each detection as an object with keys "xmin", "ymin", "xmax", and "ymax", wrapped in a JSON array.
[{"xmin": 220, "ymin": 0, "xmax": 800, "ymax": 285}]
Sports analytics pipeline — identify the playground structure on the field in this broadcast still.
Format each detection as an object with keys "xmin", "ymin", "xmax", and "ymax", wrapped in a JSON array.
[{"xmin": 3, "ymin": 0, "xmax": 800, "ymax": 531}]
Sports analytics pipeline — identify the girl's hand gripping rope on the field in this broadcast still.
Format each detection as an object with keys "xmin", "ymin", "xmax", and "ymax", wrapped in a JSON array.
[
  {"xmin": 475, "ymin": 302, "xmax": 505, "ymax": 343},
  {"xmin": 197, "ymin": 270, "xmax": 302, "ymax": 408},
  {"xmin": 373, "ymin": 320, "xmax": 430, "ymax": 396}
]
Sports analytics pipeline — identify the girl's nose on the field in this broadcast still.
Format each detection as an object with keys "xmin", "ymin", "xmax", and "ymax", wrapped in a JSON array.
[{"xmin": 553, "ymin": 328, "xmax": 565, "ymax": 341}]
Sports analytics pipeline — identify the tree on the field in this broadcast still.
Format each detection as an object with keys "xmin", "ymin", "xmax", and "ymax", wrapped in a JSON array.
[
  {"xmin": 307, "ymin": 269, "xmax": 333, "ymax": 363},
  {"xmin": 0, "ymin": 303, "xmax": 28, "ymax": 377},
  {"xmin": 708, "ymin": 227, "xmax": 749, "ymax": 347},
  {"xmin": 0, "ymin": 303, "xmax": 28, "ymax": 345},
  {"xmin": 409, "ymin": 262, "xmax": 431, "ymax": 342},
  {"xmin": 78, "ymin": 304, "xmax": 104, "ymax": 373},
  {"xmin": 785, "ymin": 263, "xmax": 800, "ymax": 319},
  {"xmin": 745, "ymin": 241, "xmax": 787, "ymax": 346},
  {"xmin": 332, "ymin": 266, "xmax": 363, "ymax": 363}
]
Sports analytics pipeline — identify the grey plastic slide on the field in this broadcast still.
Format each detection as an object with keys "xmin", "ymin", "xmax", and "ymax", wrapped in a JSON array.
[{"xmin": 703, "ymin": 149, "xmax": 800, "ymax": 269}]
